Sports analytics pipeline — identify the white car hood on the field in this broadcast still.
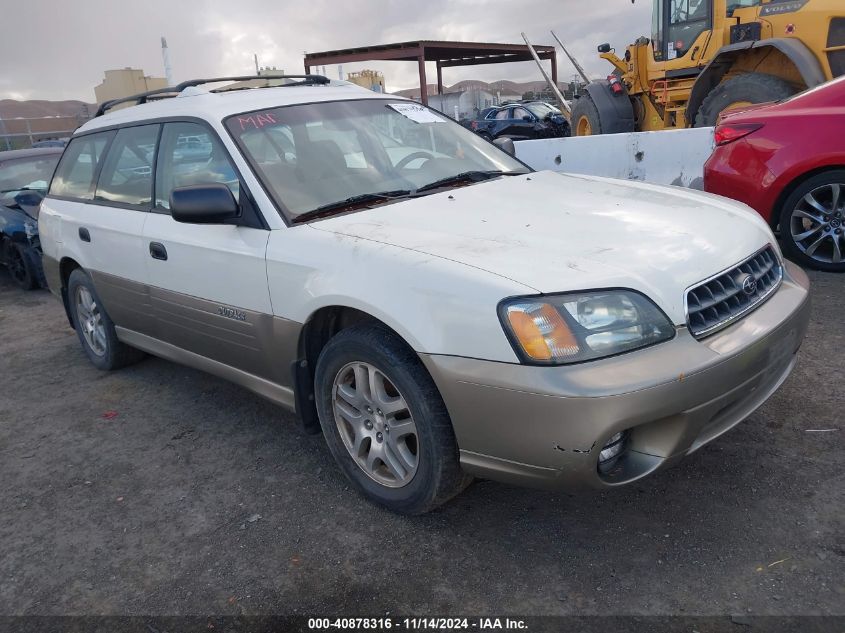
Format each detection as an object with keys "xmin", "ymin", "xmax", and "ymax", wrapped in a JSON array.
[{"xmin": 310, "ymin": 170, "xmax": 774, "ymax": 324}]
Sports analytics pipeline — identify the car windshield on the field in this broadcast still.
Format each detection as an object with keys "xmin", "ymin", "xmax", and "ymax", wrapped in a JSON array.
[
  {"xmin": 225, "ymin": 98, "xmax": 529, "ymax": 220},
  {"xmin": 0, "ymin": 154, "xmax": 61, "ymax": 202}
]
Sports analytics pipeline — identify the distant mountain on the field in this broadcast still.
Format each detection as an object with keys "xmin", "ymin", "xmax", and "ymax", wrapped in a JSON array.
[
  {"xmin": 0, "ymin": 99, "xmax": 94, "ymax": 120},
  {"xmin": 392, "ymin": 79, "xmax": 575, "ymax": 98}
]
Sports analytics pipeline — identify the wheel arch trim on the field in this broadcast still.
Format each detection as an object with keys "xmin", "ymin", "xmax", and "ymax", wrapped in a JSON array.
[
  {"xmin": 686, "ymin": 39, "xmax": 826, "ymax": 124},
  {"xmin": 56, "ymin": 256, "xmax": 83, "ymax": 327},
  {"xmin": 293, "ymin": 304, "xmax": 420, "ymax": 434}
]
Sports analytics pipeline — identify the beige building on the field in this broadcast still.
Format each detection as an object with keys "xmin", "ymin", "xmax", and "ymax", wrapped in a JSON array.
[
  {"xmin": 347, "ymin": 70, "xmax": 385, "ymax": 93},
  {"xmin": 224, "ymin": 67, "xmax": 288, "ymax": 91},
  {"xmin": 94, "ymin": 68, "xmax": 169, "ymax": 104}
]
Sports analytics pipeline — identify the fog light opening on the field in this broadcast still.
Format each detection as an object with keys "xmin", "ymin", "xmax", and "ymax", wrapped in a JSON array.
[{"xmin": 598, "ymin": 430, "xmax": 629, "ymax": 474}]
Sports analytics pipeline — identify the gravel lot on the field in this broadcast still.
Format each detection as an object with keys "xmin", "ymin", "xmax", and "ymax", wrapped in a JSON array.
[{"xmin": 0, "ymin": 266, "xmax": 842, "ymax": 620}]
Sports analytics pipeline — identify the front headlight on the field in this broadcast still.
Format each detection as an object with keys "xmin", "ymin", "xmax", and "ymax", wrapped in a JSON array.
[{"xmin": 499, "ymin": 290, "xmax": 675, "ymax": 365}]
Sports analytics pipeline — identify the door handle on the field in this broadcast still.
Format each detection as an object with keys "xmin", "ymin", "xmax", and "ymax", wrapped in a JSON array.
[
  {"xmin": 78, "ymin": 227, "xmax": 91, "ymax": 242},
  {"xmin": 149, "ymin": 242, "xmax": 168, "ymax": 261}
]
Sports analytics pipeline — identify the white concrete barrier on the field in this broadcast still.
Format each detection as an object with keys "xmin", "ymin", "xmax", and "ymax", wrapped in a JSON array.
[{"xmin": 514, "ymin": 127, "xmax": 715, "ymax": 190}]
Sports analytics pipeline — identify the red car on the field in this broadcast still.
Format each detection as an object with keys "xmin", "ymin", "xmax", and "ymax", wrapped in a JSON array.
[{"xmin": 704, "ymin": 76, "xmax": 845, "ymax": 272}]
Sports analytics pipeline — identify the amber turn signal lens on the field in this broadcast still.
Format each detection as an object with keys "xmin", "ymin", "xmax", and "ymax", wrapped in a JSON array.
[{"xmin": 506, "ymin": 304, "xmax": 579, "ymax": 361}]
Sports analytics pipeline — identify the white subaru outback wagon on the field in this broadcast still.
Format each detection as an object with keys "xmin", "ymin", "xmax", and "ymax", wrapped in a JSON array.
[{"xmin": 39, "ymin": 75, "xmax": 811, "ymax": 514}]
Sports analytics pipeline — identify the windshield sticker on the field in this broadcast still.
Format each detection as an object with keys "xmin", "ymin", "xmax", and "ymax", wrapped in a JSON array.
[
  {"xmin": 237, "ymin": 112, "xmax": 277, "ymax": 130},
  {"xmin": 387, "ymin": 103, "xmax": 446, "ymax": 124}
]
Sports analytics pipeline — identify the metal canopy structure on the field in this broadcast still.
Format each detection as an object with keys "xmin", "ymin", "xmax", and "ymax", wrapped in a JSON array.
[{"xmin": 304, "ymin": 40, "xmax": 558, "ymax": 105}]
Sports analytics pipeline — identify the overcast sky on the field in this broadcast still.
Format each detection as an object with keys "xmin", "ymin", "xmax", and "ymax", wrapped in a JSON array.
[{"xmin": 1, "ymin": 0, "xmax": 652, "ymax": 102}]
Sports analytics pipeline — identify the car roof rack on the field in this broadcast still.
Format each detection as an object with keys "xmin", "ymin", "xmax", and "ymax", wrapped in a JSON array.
[{"xmin": 94, "ymin": 74, "xmax": 331, "ymax": 117}]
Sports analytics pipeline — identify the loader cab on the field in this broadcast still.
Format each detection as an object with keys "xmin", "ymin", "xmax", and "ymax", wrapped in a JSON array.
[{"xmin": 652, "ymin": 0, "xmax": 713, "ymax": 62}]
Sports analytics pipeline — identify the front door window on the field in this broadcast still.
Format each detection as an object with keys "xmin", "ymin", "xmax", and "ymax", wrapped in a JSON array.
[{"xmin": 666, "ymin": 0, "xmax": 711, "ymax": 59}]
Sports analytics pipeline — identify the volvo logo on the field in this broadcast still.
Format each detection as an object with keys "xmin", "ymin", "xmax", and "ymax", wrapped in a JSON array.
[{"xmin": 739, "ymin": 274, "xmax": 757, "ymax": 296}]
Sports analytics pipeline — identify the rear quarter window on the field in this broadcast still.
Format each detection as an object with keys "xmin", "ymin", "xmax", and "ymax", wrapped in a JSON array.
[{"xmin": 49, "ymin": 131, "xmax": 115, "ymax": 200}]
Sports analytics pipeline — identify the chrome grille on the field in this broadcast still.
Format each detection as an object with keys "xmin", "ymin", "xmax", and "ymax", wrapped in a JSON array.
[{"xmin": 686, "ymin": 246, "xmax": 783, "ymax": 338}]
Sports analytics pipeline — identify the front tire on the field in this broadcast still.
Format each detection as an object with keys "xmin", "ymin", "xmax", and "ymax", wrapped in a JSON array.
[
  {"xmin": 571, "ymin": 94, "xmax": 601, "ymax": 136},
  {"xmin": 694, "ymin": 72, "xmax": 795, "ymax": 127},
  {"xmin": 778, "ymin": 170, "xmax": 845, "ymax": 272},
  {"xmin": 7, "ymin": 243, "xmax": 42, "ymax": 290},
  {"xmin": 314, "ymin": 324, "xmax": 471, "ymax": 514},
  {"xmin": 67, "ymin": 269, "xmax": 146, "ymax": 370}
]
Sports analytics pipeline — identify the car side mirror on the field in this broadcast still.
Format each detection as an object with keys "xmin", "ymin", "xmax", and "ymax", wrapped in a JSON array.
[
  {"xmin": 14, "ymin": 190, "xmax": 43, "ymax": 206},
  {"xmin": 522, "ymin": 115, "xmax": 532, "ymax": 122},
  {"xmin": 170, "ymin": 184, "xmax": 240, "ymax": 224},
  {"xmin": 14, "ymin": 190, "xmax": 44, "ymax": 217},
  {"xmin": 492, "ymin": 137, "xmax": 516, "ymax": 156}
]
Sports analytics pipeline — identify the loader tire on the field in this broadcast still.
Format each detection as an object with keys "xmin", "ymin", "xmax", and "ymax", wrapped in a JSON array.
[
  {"xmin": 694, "ymin": 73, "xmax": 796, "ymax": 127},
  {"xmin": 571, "ymin": 95, "xmax": 602, "ymax": 136}
]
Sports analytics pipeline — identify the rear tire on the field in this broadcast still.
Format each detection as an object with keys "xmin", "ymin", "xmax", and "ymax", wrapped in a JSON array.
[
  {"xmin": 67, "ymin": 269, "xmax": 146, "ymax": 370},
  {"xmin": 571, "ymin": 95, "xmax": 601, "ymax": 136},
  {"xmin": 314, "ymin": 323, "xmax": 471, "ymax": 514},
  {"xmin": 778, "ymin": 169, "xmax": 845, "ymax": 272},
  {"xmin": 694, "ymin": 72, "xmax": 796, "ymax": 127}
]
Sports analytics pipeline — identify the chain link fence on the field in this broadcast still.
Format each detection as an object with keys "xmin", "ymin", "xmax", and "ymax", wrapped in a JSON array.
[{"xmin": 0, "ymin": 113, "xmax": 91, "ymax": 150}]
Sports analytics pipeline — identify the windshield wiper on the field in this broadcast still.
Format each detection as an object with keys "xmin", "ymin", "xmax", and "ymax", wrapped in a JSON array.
[
  {"xmin": 292, "ymin": 190, "xmax": 413, "ymax": 223},
  {"xmin": 291, "ymin": 171, "xmax": 527, "ymax": 223},
  {"xmin": 412, "ymin": 170, "xmax": 523, "ymax": 194},
  {"xmin": 0, "ymin": 186, "xmax": 45, "ymax": 195}
]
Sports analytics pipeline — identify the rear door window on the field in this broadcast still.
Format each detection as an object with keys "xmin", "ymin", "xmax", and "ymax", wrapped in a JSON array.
[
  {"xmin": 94, "ymin": 124, "xmax": 160, "ymax": 207},
  {"xmin": 49, "ymin": 131, "xmax": 114, "ymax": 200}
]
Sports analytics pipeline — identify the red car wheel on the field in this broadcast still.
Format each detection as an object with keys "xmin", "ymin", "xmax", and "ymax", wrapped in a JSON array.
[{"xmin": 779, "ymin": 170, "xmax": 845, "ymax": 272}]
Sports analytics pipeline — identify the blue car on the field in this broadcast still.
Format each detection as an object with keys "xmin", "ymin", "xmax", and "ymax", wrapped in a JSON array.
[
  {"xmin": 0, "ymin": 147, "xmax": 63, "ymax": 289},
  {"xmin": 469, "ymin": 101, "xmax": 570, "ymax": 141}
]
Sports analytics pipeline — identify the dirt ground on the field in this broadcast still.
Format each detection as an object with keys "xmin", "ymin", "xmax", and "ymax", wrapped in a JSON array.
[{"xmin": 0, "ymin": 267, "xmax": 842, "ymax": 620}]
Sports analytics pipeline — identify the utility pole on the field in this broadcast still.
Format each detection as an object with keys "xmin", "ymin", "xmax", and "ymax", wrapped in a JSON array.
[
  {"xmin": 161, "ymin": 37, "xmax": 174, "ymax": 86},
  {"xmin": 254, "ymin": 53, "xmax": 260, "ymax": 74}
]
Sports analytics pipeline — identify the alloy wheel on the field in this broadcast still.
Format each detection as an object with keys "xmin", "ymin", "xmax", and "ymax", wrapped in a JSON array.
[
  {"xmin": 789, "ymin": 182, "xmax": 845, "ymax": 265},
  {"xmin": 75, "ymin": 286, "xmax": 107, "ymax": 357},
  {"xmin": 331, "ymin": 361, "xmax": 419, "ymax": 488}
]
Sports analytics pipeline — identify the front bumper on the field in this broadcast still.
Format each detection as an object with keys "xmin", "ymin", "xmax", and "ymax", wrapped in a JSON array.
[{"xmin": 421, "ymin": 261, "xmax": 811, "ymax": 490}]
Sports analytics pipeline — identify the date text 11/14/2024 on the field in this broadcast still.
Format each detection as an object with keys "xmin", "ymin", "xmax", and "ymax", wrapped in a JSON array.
[{"xmin": 308, "ymin": 617, "xmax": 529, "ymax": 630}]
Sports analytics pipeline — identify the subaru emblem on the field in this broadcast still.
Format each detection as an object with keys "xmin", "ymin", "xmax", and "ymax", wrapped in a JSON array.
[{"xmin": 741, "ymin": 274, "xmax": 757, "ymax": 296}]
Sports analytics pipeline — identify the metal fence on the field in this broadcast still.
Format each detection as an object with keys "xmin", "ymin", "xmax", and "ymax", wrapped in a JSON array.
[{"xmin": 0, "ymin": 115, "xmax": 90, "ymax": 150}]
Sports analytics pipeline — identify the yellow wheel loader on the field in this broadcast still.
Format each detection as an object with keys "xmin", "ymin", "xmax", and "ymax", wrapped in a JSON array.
[{"xmin": 571, "ymin": 0, "xmax": 845, "ymax": 135}]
